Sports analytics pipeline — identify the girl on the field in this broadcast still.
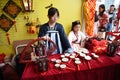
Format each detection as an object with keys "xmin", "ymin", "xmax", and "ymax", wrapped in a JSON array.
[
  {"xmin": 68, "ymin": 20, "xmax": 86, "ymax": 52},
  {"xmin": 38, "ymin": 7, "xmax": 73, "ymax": 54},
  {"xmin": 97, "ymin": 4, "xmax": 109, "ymax": 38}
]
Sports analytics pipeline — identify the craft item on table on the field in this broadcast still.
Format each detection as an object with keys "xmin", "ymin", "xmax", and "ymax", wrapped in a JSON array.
[
  {"xmin": 55, "ymin": 63, "xmax": 60, "ymax": 68},
  {"xmin": 61, "ymin": 55, "xmax": 65, "ymax": 58},
  {"xmin": 117, "ymin": 52, "xmax": 120, "ymax": 56},
  {"xmin": 91, "ymin": 53, "xmax": 103, "ymax": 63},
  {"xmin": 106, "ymin": 41, "xmax": 119, "ymax": 57},
  {"xmin": 0, "ymin": 14, "xmax": 14, "ymax": 45},
  {"xmin": 60, "ymin": 64, "xmax": 75, "ymax": 71},
  {"xmin": 79, "ymin": 48, "xmax": 89, "ymax": 54},
  {"xmin": 75, "ymin": 58, "xmax": 80, "ymax": 61},
  {"xmin": 79, "ymin": 53, "xmax": 86, "ymax": 64},
  {"xmin": 62, "ymin": 58, "xmax": 69, "ymax": 62},
  {"xmin": 60, "ymin": 64, "xmax": 66, "ymax": 69},
  {"xmin": 79, "ymin": 53, "xmax": 86, "ymax": 57},
  {"xmin": 19, "ymin": 38, "xmax": 57, "ymax": 73},
  {"xmin": 51, "ymin": 58, "xmax": 56, "ymax": 63},
  {"xmin": 75, "ymin": 60, "xmax": 81, "ymax": 71},
  {"xmin": 69, "ymin": 55, "xmax": 75, "ymax": 59},
  {"xmin": 55, "ymin": 59, "xmax": 61, "ymax": 64},
  {"xmin": 64, "ymin": 53, "xmax": 70, "ymax": 57},
  {"xmin": 85, "ymin": 37, "xmax": 108, "ymax": 54},
  {"xmin": 84, "ymin": 56, "xmax": 92, "ymax": 70},
  {"xmin": 3, "ymin": 0, "xmax": 22, "ymax": 19},
  {"xmin": 68, "ymin": 55, "xmax": 75, "ymax": 64},
  {"xmin": 71, "ymin": 53, "xmax": 76, "ymax": 56},
  {"xmin": 91, "ymin": 53, "xmax": 99, "ymax": 59}
]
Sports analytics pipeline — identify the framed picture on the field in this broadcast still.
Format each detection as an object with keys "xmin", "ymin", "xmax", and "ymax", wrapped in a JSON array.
[
  {"xmin": 0, "ymin": 14, "xmax": 14, "ymax": 32},
  {"xmin": 3, "ymin": 0, "xmax": 22, "ymax": 19}
]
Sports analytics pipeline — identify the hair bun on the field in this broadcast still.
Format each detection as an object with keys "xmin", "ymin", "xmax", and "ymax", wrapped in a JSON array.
[{"xmin": 72, "ymin": 20, "xmax": 80, "ymax": 27}]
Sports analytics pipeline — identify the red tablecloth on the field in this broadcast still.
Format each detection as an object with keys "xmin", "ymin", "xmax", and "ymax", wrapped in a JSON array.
[{"xmin": 21, "ymin": 54, "xmax": 120, "ymax": 80}]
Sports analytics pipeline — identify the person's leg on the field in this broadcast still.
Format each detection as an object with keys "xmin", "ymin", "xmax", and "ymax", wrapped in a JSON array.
[{"xmin": 106, "ymin": 23, "xmax": 112, "ymax": 40}]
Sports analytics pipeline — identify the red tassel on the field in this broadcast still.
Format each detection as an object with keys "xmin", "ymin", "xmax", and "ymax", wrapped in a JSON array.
[
  {"xmin": 6, "ymin": 33, "xmax": 10, "ymax": 45},
  {"xmin": 14, "ymin": 20, "xmax": 17, "ymax": 32},
  {"xmin": 77, "ymin": 65, "xmax": 80, "ymax": 71},
  {"xmin": 87, "ymin": 61, "xmax": 91, "ymax": 70}
]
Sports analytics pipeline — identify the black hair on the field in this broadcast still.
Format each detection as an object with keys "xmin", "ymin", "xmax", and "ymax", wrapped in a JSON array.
[
  {"xmin": 48, "ymin": 7, "xmax": 59, "ymax": 18},
  {"xmin": 99, "ymin": 4, "xmax": 105, "ymax": 17},
  {"xmin": 71, "ymin": 20, "xmax": 80, "ymax": 31},
  {"xmin": 110, "ymin": 5, "xmax": 115, "ymax": 7},
  {"xmin": 110, "ymin": 5, "xmax": 115, "ymax": 11}
]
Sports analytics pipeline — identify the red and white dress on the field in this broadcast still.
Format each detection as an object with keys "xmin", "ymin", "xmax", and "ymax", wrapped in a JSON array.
[{"xmin": 68, "ymin": 31, "xmax": 86, "ymax": 52}]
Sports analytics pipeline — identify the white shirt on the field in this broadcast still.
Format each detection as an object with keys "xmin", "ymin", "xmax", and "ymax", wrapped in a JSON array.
[{"xmin": 68, "ymin": 31, "xmax": 86, "ymax": 47}]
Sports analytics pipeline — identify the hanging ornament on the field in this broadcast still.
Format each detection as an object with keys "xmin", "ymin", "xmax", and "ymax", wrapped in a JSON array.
[
  {"xmin": 6, "ymin": 32, "xmax": 10, "ymax": 45},
  {"xmin": 28, "ymin": 25, "xmax": 37, "ymax": 34},
  {"xmin": 0, "ymin": 14, "xmax": 14, "ymax": 45},
  {"xmin": 14, "ymin": 19, "xmax": 17, "ymax": 32},
  {"xmin": 83, "ymin": 0, "xmax": 96, "ymax": 36}
]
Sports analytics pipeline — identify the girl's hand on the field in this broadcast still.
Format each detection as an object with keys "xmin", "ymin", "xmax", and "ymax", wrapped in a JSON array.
[{"xmin": 42, "ymin": 36, "xmax": 50, "ymax": 40}]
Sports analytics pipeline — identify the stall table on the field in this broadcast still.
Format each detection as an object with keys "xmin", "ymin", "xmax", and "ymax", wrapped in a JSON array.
[{"xmin": 21, "ymin": 54, "xmax": 120, "ymax": 80}]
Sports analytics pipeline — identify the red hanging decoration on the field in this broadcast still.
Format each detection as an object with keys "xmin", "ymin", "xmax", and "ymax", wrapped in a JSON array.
[
  {"xmin": 6, "ymin": 32, "xmax": 10, "ymax": 45},
  {"xmin": 14, "ymin": 20, "xmax": 17, "ymax": 32}
]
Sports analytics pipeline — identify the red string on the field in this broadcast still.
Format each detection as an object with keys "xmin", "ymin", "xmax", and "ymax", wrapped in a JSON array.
[{"xmin": 87, "ymin": 61, "xmax": 91, "ymax": 70}]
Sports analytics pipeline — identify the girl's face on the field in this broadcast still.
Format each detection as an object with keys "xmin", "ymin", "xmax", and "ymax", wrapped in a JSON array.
[
  {"xmin": 110, "ymin": 6, "xmax": 114, "ymax": 11},
  {"xmin": 49, "ymin": 13, "xmax": 59, "ymax": 23},
  {"xmin": 99, "ymin": 7, "xmax": 104, "ymax": 12},
  {"xmin": 73, "ymin": 24, "xmax": 80, "ymax": 32}
]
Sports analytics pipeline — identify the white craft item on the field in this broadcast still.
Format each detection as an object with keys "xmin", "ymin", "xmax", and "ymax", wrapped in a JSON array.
[
  {"xmin": 75, "ymin": 60, "xmax": 81, "ymax": 64},
  {"xmin": 60, "ymin": 64, "xmax": 66, "ymax": 69},
  {"xmin": 65, "ymin": 53, "xmax": 70, "ymax": 57},
  {"xmin": 55, "ymin": 63, "xmax": 60, "ymax": 68},
  {"xmin": 85, "ymin": 56, "xmax": 91, "ymax": 60},
  {"xmin": 62, "ymin": 58, "xmax": 69, "ymax": 62},
  {"xmin": 51, "ymin": 58, "xmax": 56, "ymax": 62},
  {"xmin": 56, "ymin": 59, "xmax": 61, "ymax": 63},
  {"xmin": 61, "ymin": 55, "xmax": 65, "ymax": 58}
]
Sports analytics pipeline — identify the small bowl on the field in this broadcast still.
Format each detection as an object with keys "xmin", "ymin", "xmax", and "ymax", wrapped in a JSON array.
[
  {"xmin": 61, "ymin": 55, "xmax": 65, "ymax": 58},
  {"xmin": 60, "ymin": 64, "xmax": 66, "ymax": 69},
  {"xmin": 75, "ymin": 58, "xmax": 80, "ymax": 61},
  {"xmin": 71, "ymin": 53, "xmax": 76, "ymax": 56},
  {"xmin": 65, "ymin": 53, "xmax": 70, "ymax": 57},
  {"xmin": 85, "ymin": 56, "xmax": 91, "ymax": 60},
  {"xmin": 91, "ymin": 53, "xmax": 99, "ymax": 59},
  {"xmin": 75, "ymin": 60, "xmax": 81, "ymax": 64},
  {"xmin": 70, "ymin": 55, "xmax": 75, "ymax": 59},
  {"xmin": 55, "ymin": 63, "xmax": 60, "ymax": 68},
  {"xmin": 51, "ymin": 58, "xmax": 56, "ymax": 62},
  {"xmin": 79, "ymin": 53, "xmax": 86, "ymax": 57},
  {"xmin": 56, "ymin": 59, "xmax": 61, "ymax": 63},
  {"xmin": 93, "ymin": 54, "xmax": 99, "ymax": 58},
  {"xmin": 62, "ymin": 58, "xmax": 69, "ymax": 62},
  {"xmin": 80, "ymin": 48, "xmax": 89, "ymax": 54}
]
